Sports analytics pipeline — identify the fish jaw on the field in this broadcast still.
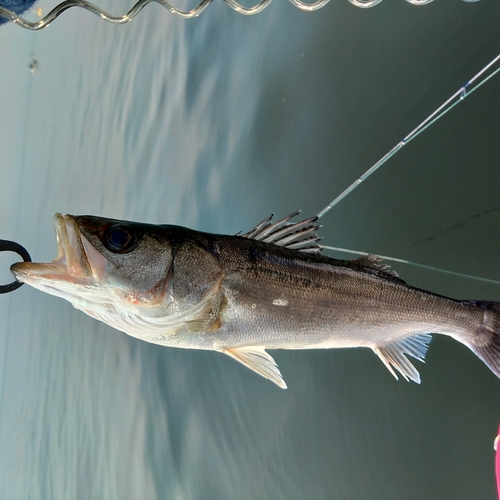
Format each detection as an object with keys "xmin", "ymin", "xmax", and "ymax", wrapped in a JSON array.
[
  {"xmin": 10, "ymin": 213, "xmax": 183, "ymax": 340},
  {"xmin": 10, "ymin": 213, "xmax": 107, "ymax": 301}
]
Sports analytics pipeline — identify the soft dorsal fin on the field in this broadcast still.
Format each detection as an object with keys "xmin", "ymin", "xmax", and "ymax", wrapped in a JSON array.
[
  {"xmin": 373, "ymin": 333, "xmax": 432, "ymax": 383},
  {"xmin": 222, "ymin": 346, "xmax": 287, "ymax": 388},
  {"xmin": 350, "ymin": 254, "xmax": 400, "ymax": 279},
  {"xmin": 241, "ymin": 212, "xmax": 322, "ymax": 255}
]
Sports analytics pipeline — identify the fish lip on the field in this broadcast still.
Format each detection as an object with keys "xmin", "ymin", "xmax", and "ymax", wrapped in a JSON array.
[{"xmin": 11, "ymin": 213, "xmax": 96, "ymax": 284}]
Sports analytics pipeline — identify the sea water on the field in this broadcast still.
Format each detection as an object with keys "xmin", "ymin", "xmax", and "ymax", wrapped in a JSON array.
[{"xmin": 0, "ymin": 0, "xmax": 500, "ymax": 498}]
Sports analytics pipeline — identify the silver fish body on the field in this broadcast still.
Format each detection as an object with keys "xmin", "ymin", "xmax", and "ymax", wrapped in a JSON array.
[{"xmin": 11, "ymin": 212, "xmax": 500, "ymax": 388}]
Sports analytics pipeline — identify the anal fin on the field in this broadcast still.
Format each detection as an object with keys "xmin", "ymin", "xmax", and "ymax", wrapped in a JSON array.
[
  {"xmin": 222, "ymin": 346, "xmax": 287, "ymax": 389},
  {"xmin": 373, "ymin": 333, "xmax": 432, "ymax": 383}
]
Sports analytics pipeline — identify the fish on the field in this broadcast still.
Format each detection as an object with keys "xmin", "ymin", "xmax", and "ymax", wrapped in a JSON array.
[{"xmin": 11, "ymin": 212, "xmax": 500, "ymax": 389}]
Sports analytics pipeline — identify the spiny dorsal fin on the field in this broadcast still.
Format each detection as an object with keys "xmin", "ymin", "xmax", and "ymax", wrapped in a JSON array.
[
  {"xmin": 373, "ymin": 333, "xmax": 432, "ymax": 383},
  {"xmin": 350, "ymin": 254, "xmax": 400, "ymax": 278},
  {"xmin": 241, "ymin": 212, "xmax": 322, "ymax": 255},
  {"xmin": 222, "ymin": 346, "xmax": 287, "ymax": 388}
]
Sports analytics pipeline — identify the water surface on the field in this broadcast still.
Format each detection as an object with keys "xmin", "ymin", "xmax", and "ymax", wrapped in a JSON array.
[{"xmin": 1, "ymin": 0, "xmax": 500, "ymax": 498}]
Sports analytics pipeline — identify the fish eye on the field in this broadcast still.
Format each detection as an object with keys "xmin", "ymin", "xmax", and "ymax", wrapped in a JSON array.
[{"xmin": 103, "ymin": 225, "xmax": 138, "ymax": 253}]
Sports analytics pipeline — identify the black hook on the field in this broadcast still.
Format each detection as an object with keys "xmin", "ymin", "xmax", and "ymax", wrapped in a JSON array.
[{"xmin": 0, "ymin": 239, "xmax": 31, "ymax": 294}]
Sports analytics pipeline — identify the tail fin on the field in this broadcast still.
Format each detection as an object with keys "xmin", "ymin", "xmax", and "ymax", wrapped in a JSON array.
[{"xmin": 465, "ymin": 301, "xmax": 500, "ymax": 378}]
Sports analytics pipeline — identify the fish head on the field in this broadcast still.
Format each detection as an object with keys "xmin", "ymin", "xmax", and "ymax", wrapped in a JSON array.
[{"xmin": 11, "ymin": 213, "xmax": 175, "ymax": 324}]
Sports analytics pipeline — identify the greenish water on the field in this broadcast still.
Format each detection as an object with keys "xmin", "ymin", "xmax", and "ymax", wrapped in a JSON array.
[{"xmin": 1, "ymin": 0, "xmax": 500, "ymax": 498}]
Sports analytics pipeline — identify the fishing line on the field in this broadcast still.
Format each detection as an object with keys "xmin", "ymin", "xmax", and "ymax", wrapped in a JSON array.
[
  {"xmin": 317, "ymin": 53, "xmax": 500, "ymax": 219},
  {"xmin": 0, "ymin": 240, "xmax": 31, "ymax": 293},
  {"xmin": 321, "ymin": 245, "xmax": 500, "ymax": 286},
  {"xmin": 315, "ymin": 54, "xmax": 500, "ymax": 285}
]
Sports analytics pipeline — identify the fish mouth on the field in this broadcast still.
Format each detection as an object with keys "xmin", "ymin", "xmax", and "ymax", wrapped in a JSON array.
[{"xmin": 11, "ymin": 213, "xmax": 107, "ymax": 287}]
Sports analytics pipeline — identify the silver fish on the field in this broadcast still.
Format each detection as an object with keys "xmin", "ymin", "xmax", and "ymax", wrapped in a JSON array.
[{"xmin": 11, "ymin": 212, "xmax": 500, "ymax": 388}]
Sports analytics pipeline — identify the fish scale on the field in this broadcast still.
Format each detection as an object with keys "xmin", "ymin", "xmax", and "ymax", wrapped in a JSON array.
[{"xmin": 11, "ymin": 212, "xmax": 500, "ymax": 389}]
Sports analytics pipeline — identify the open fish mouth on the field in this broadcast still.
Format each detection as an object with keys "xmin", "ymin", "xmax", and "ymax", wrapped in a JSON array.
[{"xmin": 11, "ymin": 213, "xmax": 107, "ymax": 288}]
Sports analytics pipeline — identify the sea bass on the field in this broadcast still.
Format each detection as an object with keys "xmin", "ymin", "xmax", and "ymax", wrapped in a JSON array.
[{"xmin": 11, "ymin": 212, "xmax": 500, "ymax": 388}]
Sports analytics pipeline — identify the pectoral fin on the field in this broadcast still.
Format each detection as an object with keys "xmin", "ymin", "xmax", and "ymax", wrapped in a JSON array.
[
  {"xmin": 184, "ymin": 293, "xmax": 223, "ymax": 333},
  {"xmin": 373, "ymin": 333, "xmax": 432, "ymax": 383},
  {"xmin": 222, "ymin": 346, "xmax": 287, "ymax": 389}
]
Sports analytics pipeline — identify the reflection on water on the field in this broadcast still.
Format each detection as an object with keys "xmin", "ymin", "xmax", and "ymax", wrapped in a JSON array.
[{"xmin": 1, "ymin": 0, "xmax": 500, "ymax": 498}]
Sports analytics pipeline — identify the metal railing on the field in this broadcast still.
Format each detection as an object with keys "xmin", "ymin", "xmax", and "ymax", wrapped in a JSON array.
[{"xmin": 0, "ymin": 0, "xmax": 482, "ymax": 30}]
